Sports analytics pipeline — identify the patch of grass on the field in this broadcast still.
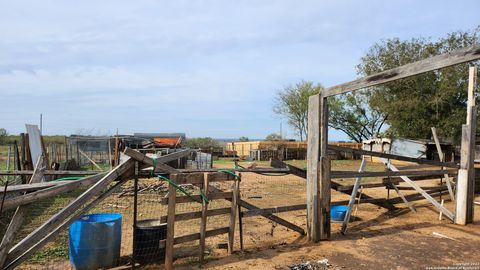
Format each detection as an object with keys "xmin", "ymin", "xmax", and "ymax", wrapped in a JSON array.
[{"xmin": 29, "ymin": 246, "xmax": 69, "ymax": 262}]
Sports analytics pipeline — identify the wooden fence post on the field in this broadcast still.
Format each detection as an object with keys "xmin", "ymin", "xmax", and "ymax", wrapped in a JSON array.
[
  {"xmin": 455, "ymin": 66, "xmax": 477, "ymax": 225},
  {"xmin": 307, "ymin": 94, "xmax": 330, "ymax": 242}
]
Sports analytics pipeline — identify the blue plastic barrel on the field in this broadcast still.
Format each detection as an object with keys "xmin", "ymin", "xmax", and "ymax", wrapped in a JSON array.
[
  {"xmin": 331, "ymin": 205, "xmax": 349, "ymax": 221},
  {"xmin": 69, "ymin": 213, "xmax": 122, "ymax": 270}
]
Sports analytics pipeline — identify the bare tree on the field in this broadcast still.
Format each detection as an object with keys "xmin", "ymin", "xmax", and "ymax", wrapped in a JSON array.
[{"xmin": 273, "ymin": 81, "xmax": 322, "ymax": 141}]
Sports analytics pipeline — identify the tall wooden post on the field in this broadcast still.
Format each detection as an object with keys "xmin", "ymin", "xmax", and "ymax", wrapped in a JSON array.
[
  {"xmin": 455, "ymin": 66, "xmax": 477, "ymax": 225},
  {"xmin": 307, "ymin": 93, "xmax": 330, "ymax": 242}
]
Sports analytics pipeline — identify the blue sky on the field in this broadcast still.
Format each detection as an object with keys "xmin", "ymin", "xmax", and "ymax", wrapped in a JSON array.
[{"xmin": 0, "ymin": 1, "xmax": 478, "ymax": 140}]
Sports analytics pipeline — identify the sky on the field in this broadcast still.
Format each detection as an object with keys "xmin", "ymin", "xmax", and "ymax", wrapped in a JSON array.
[{"xmin": 0, "ymin": 0, "xmax": 479, "ymax": 140}]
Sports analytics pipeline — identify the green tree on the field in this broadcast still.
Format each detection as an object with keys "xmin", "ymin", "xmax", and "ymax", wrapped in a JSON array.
[
  {"xmin": 0, "ymin": 128, "xmax": 8, "ymax": 144},
  {"xmin": 182, "ymin": 137, "xmax": 219, "ymax": 149},
  {"xmin": 357, "ymin": 27, "xmax": 480, "ymax": 142},
  {"xmin": 239, "ymin": 136, "xmax": 249, "ymax": 142},
  {"xmin": 273, "ymin": 81, "xmax": 322, "ymax": 141},
  {"xmin": 329, "ymin": 91, "xmax": 387, "ymax": 142},
  {"xmin": 265, "ymin": 133, "xmax": 283, "ymax": 141}
]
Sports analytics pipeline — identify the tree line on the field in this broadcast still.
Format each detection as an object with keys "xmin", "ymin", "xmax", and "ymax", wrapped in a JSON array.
[{"xmin": 274, "ymin": 27, "xmax": 480, "ymax": 143}]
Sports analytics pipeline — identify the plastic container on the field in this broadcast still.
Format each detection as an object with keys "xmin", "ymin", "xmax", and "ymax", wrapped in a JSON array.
[
  {"xmin": 134, "ymin": 219, "xmax": 167, "ymax": 264},
  {"xmin": 331, "ymin": 205, "xmax": 349, "ymax": 221},
  {"xmin": 69, "ymin": 213, "xmax": 122, "ymax": 270}
]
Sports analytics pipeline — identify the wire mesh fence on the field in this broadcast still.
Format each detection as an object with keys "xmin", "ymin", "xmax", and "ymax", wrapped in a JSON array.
[{"xmin": 0, "ymin": 167, "xmax": 308, "ymax": 269}]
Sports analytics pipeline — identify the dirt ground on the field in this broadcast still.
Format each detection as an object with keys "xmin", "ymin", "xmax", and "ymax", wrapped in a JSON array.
[
  {"xmin": 11, "ymin": 160, "xmax": 480, "ymax": 270},
  {"xmin": 167, "ymin": 167, "xmax": 480, "ymax": 270}
]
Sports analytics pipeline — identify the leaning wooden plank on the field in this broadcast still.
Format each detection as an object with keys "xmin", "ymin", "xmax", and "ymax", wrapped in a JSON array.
[
  {"xmin": 322, "ymin": 44, "xmax": 480, "ymax": 97},
  {"xmin": 0, "ymin": 173, "xmax": 107, "ymax": 212},
  {"xmin": 331, "ymin": 169, "xmax": 455, "ymax": 179},
  {"xmin": 431, "ymin": 127, "xmax": 455, "ymax": 202},
  {"xmin": 341, "ymin": 159, "xmax": 366, "ymax": 234},
  {"xmin": 383, "ymin": 159, "xmax": 454, "ymax": 220},
  {"xmin": 3, "ymin": 176, "xmax": 129, "ymax": 270},
  {"xmin": 237, "ymin": 199, "xmax": 305, "ymax": 235},
  {"xmin": 79, "ymin": 150, "xmax": 103, "ymax": 171},
  {"xmin": 328, "ymin": 145, "xmax": 459, "ymax": 168},
  {"xmin": 0, "ymin": 156, "xmax": 45, "ymax": 267},
  {"xmin": 241, "ymin": 204, "xmax": 307, "ymax": 217},
  {"xmin": 391, "ymin": 184, "xmax": 416, "ymax": 213},
  {"xmin": 124, "ymin": 148, "xmax": 191, "ymax": 174},
  {"xmin": 0, "ymin": 170, "xmax": 102, "ymax": 176},
  {"xmin": 6, "ymin": 159, "xmax": 134, "ymax": 262}
]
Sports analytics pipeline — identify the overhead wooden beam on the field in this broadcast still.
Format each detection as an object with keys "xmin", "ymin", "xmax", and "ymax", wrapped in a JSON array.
[
  {"xmin": 322, "ymin": 44, "xmax": 480, "ymax": 97},
  {"xmin": 328, "ymin": 145, "xmax": 459, "ymax": 168}
]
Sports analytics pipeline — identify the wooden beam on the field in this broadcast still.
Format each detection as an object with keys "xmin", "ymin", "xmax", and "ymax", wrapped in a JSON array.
[
  {"xmin": 6, "ymin": 159, "xmax": 134, "ymax": 263},
  {"xmin": 159, "ymin": 208, "xmax": 231, "ymax": 223},
  {"xmin": 161, "ymin": 192, "xmax": 233, "ymax": 205},
  {"xmin": 322, "ymin": 44, "xmax": 480, "ymax": 97},
  {"xmin": 0, "ymin": 156, "xmax": 45, "ymax": 267},
  {"xmin": 238, "ymin": 199, "xmax": 305, "ymax": 235},
  {"xmin": 328, "ymin": 145, "xmax": 459, "ymax": 168},
  {"xmin": 199, "ymin": 174, "xmax": 208, "ymax": 261},
  {"xmin": 431, "ymin": 127, "xmax": 455, "ymax": 202},
  {"xmin": 124, "ymin": 148, "xmax": 191, "ymax": 174},
  {"xmin": 306, "ymin": 94, "xmax": 320, "ymax": 241},
  {"xmin": 3, "ymin": 177, "xmax": 129, "ymax": 270},
  {"xmin": 331, "ymin": 169, "xmax": 455, "ymax": 179},
  {"xmin": 79, "ymin": 150, "xmax": 102, "ymax": 171},
  {"xmin": 165, "ymin": 179, "xmax": 176, "ymax": 270},
  {"xmin": 128, "ymin": 150, "xmax": 306, "ymax": 237},
  {"xmin": 228, "ymin": 177, "xmax": 240, "ymax": 254},
  {"xmin": 0, "ymin": 170, "xmax": 101, "ymax": 176},
  {"xmin": 241, "ymin": 204, "xmax": 307, "ymax": 217},
  {"xmin": 0, "ymin": 173, "xmax": 107, "ymax": 212},
  {"xmin": 384, "ymin": 160, "xmax": 454, "ymax": 220},
  {"xmin": 271, "ymin": 159, "xmax": 395, "ymax": 210}
]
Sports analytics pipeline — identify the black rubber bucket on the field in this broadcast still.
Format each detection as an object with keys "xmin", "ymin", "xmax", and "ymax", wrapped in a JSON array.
[{"xmin": 134, "ymin": 219, "xmax": 167, "ymax": 264}]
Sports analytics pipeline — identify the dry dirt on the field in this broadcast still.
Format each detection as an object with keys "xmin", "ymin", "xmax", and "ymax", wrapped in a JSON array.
[{"xmin": 167, "ymin": 170, "xmax": 480, "ymax": 270}]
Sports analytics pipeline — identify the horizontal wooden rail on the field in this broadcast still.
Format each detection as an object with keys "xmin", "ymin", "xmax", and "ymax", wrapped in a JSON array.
[
  {"xmin": 328, "ymin": 145, "xmax": 459, "ymax": 168},
  {"xmin": 331, "ymin": 169, "xmax": 455, "ymax": 179},
  {"xmin": 161, "ymin": 192, "xmax": 233, "ymax": 205},
  {"xmin": 159, "ymin": 227, "xmax": 230, "ymax": 248},
  {"xmin": 241, "ymin": 204, "xmax": 306, "ymax": 217},
  {"xmin": 321, "ymin": 44, "xmax": 480, "ymax": 97},
  {"xmin": 159, "ymin": 207, "xmax": 231, "ymax": 223}
]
